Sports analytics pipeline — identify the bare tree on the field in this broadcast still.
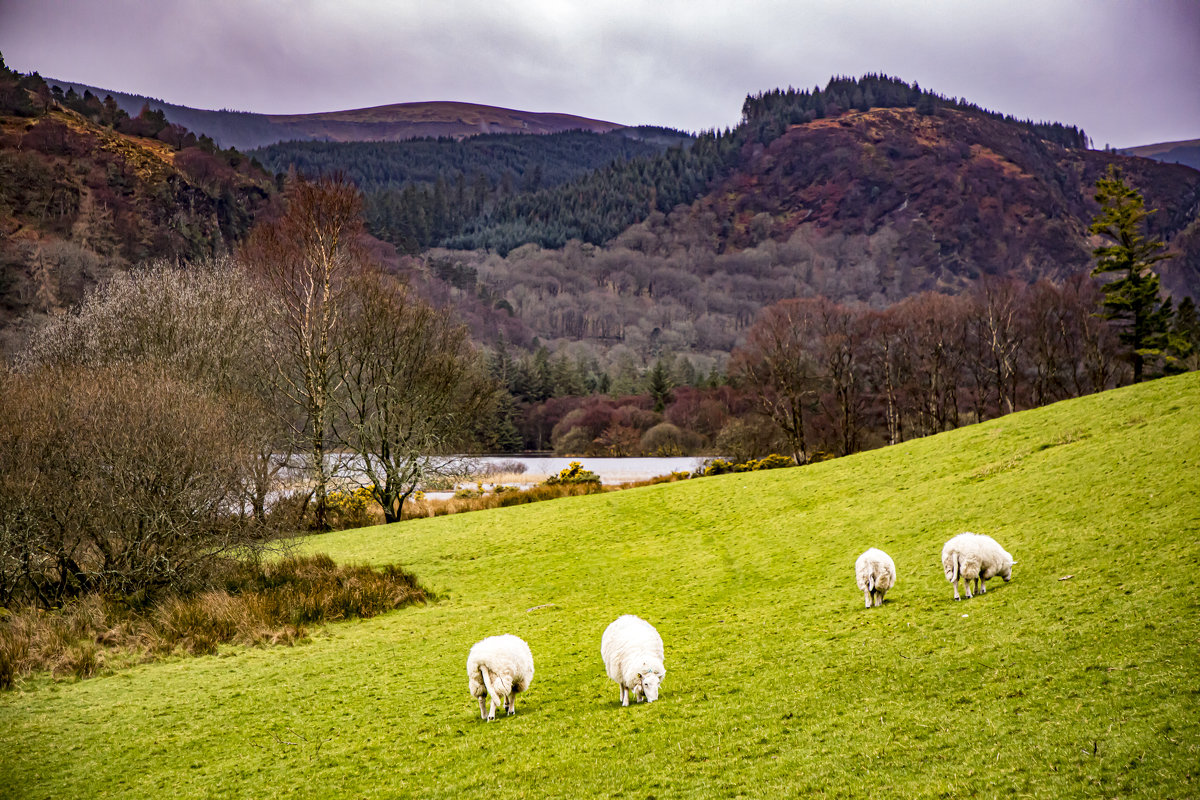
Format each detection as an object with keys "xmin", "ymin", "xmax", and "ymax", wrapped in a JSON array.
[
  {"xmin": 899, "ymin": 292, "xmax": 969, "ymax": 436},
  {"xmin": 860, "ymin": 307, "xmax": 911, "ymax": 446},
  {"xmin": 242, "ymin": 176, "xmax": 367, "ymax": 530},
  {"xmin": 970, "ymin": 277, "xmax": 1024, "ymax": 417},
  {"xmin": 814, "ymin": 298, "xmax": 867, "ymax": 456},
  {"xmin": 335, "ymin": 273, "xmax": 491, "ymax": 522},
  {"xmin": 731, "ymin": 298, "xmax": 824, "ymax": 464}
]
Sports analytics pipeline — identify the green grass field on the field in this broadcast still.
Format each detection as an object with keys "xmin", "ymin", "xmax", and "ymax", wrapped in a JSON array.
[{"xmin": 2, "ymin": 373, "xmax": 1198, "ymax": 798}]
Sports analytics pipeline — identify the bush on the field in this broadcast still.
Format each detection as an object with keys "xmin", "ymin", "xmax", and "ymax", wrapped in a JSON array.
[
  {"xmin": 697, "ymin": 453, "xmax": 795, "ymax": 477},
  {"xmin": 640, "ymin": 422, "xmax": 705, "ymax": 456},
  {"xmin": 324, "ymin": 487, "xmax": 382, "ymax": 530},
  {"xmin": 543, "ymin": 461, "xmax": 601, "ymax": 486},
  {"xmin": 697, "ymin": 458, "xmax": 736, "ymax": 477},
  {"xmin": 0, "ymin": 365, "xmax": 267, "ymax": 608}
]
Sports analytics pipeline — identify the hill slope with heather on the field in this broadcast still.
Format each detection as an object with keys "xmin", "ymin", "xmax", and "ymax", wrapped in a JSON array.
[
  {"xmin": 694, "ymin": 105, "xmax": 1200, "ymax": 299},
  {"xmin": 0, "ymin": 71, "xmax": 275, "ymax": 355},
  {"xmin": 2, "ymin": 372, "xmax": 1197, "ymax": 798}
]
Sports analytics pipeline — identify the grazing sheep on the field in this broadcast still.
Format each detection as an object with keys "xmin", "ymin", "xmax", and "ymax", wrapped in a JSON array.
[
  {"xmin": 941, "ymin": 532, "xmax": 1013, "ymax": 601},
  {"xmin": 601, "ymin": 615, "xmax": 665, "ymax": 707},
  {"xmin": 855, "ymin": 548, "xmax": 896, "ymax": 608},
  {"xmin": 466, "ymin": 634, "xmax": 534, "ymax": 721}
]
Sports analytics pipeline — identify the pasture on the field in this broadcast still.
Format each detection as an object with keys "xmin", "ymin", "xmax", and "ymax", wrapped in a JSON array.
[{"xmin": 1, "ymin": 372, "xmax": 1197, "ymax": 798}]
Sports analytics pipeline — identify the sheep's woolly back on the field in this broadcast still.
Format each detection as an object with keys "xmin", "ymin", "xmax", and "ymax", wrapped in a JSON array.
[
  {"xmin": 942, "ymin": 532, "xmax": 1013, "ymax": 581},
  {"xmin": 601, "ymin": 615, "xmax": 665, "ymax": 689},
  {"xmin": 466, "ymin": 634, "xmax": 534, "ymax": 701},
  {"xmin": 855, "ymin": 548, "xmax": 896, "ymax": 593}
]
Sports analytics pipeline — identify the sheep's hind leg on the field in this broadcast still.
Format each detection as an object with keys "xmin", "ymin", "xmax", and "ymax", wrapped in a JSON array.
[
  {"xmin": 873, "ymin": 591, "xmax": 883, "ymax": 607},
  {"xmin": 507, "ymin": 695, "xmax": 516, "ymax": 716},
  {"xmin": 620, "ymin": 685, "xmax": 629, "ymax": 707},
  {"xmin": 980, "ymin": 576, "xmax": 988, "ymax": 594},
  {"xmin": 952, "ymin": 579, "xmax": 961, "ymax": 601},
  {"xmin": 478, "ymin": 696, "xmax": 487, "ymax": 721},
  {"xmin": 864, "ymin": 589, "xmax": 872, "ymax": 609},
  {"xmin": 487, "ymin": 698, "xmax": 497, "ymax": 721}
]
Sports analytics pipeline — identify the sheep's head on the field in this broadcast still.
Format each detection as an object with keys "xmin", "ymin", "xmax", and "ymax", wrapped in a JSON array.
[
  {"xmin": 1001, "ymin": 555, "xmax": 1014, "ymax": 582},
  {"xmin": 638, "ymin": 664, "xmax": 665, "ymax": 702}
]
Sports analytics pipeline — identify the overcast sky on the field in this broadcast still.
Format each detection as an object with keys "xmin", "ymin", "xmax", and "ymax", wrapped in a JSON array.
[{"xmin": 2, "ymin": 0, "xmax": 1198, "ymax": 148}]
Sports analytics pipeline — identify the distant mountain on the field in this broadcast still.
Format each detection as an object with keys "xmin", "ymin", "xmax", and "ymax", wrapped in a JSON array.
[
  {"xmin": 1120, "ymin": 138, "xmax": 1200, "ymax": 172},
  {"xmin": 45, "ymin": 79, "xmax": 626, "ymax": 150}
]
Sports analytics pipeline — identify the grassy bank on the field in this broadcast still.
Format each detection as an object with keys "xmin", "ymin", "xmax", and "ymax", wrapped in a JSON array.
[{"xmin": 1, "ymin": 372, "xmax": 1197, "ymax": 798}]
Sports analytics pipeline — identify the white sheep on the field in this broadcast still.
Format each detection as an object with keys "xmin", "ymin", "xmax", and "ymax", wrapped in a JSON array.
[
  {"xmin": 601, "ymin": 615, "xmax": 665, "ymax": 706},
  {"xmin": 941, "ymin": 532, "xmax": 1013, "ymax": 600},
  {"xmin": 466, "ymin": 634, "xmax": 534, "ymax": 721},
  {"xmin": 855, "ymin": 547, "xmax": 896, "ymax": 608}
]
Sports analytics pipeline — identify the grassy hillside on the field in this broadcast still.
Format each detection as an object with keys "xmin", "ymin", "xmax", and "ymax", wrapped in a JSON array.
[{"xmin": 2, "ymin": 373, "xmax": 1198, "ymax": 798}]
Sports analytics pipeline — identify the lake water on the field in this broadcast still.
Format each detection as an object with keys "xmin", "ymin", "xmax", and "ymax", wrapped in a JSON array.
[
  {"xmin": 468, "ymin": 456, "xmax": 707, "ymax": 485},
  {"xmin": 279, "ymin": 454, "xmax": 709, "ymax": 499}
]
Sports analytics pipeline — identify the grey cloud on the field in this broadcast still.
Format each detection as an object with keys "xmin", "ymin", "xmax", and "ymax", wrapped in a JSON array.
[{"xmin": 0, "ymin": 0, "xmax": 1196, "ymax": 146}]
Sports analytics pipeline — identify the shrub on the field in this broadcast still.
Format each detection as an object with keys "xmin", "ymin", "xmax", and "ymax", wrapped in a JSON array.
[
  {"xmin": 0, "ymin": 364, "xmax": 268, "ymax": 608},
  {"xmin": 698, "ymin": 458, "xmax": 736, "ymax": 477},
  {"xmin": 697, "ymin": 453, "xmax": 795, "ymax": 477},
  {"xmin": 324, "ymin": 487, "xmax": 382, "ymax": 530},
  {"xmin": 640, "ymin": 422, "xmax": 705, "ymax": 456},
  {"xmin": 543, "ymin": 461, "xmax": 601, "ymax": 486}
]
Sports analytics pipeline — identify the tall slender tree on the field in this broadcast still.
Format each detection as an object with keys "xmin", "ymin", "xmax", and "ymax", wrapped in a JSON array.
[
  {"xmin": 1089, "ymin": 166, "xmax": 1174, "ymax": 383},
  {"xmin": 242, "ymin": 175, "xmax": 366, "ymax": 529}
]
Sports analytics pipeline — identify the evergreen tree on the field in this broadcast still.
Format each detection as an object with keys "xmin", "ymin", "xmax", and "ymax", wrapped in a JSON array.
[
  {"xmin": 1088, "ymin": 166, "xmax": 1174, "ymax": 382},
  {"xmin": 647, "ymin": 358, "xmax": 675, "ymax": 412},
  {"xmin": 1167, "ymin": 296, "xmax": 1200, "ymax": 372}
]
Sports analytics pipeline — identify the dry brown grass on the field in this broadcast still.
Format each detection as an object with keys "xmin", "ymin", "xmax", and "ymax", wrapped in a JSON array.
[{"xmin": 0, "ymin": 554, "xmax": 429, "ymax": 689}]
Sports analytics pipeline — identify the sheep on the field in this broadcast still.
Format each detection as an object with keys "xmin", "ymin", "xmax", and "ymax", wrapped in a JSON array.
[
  {"xmin": 855, "ymin": 548, "xmax": 896, "ymax": 608},
  {"xmin": 601, "ymin": 614, "xmax": 666, "ymax": 707},
  {"xmin": 466, "ymin": 634, "xmax": 534, "ymax": 721},
  {"xmin": 941, "ymin": 532, "xmax": 1013, "ymax": 600}
]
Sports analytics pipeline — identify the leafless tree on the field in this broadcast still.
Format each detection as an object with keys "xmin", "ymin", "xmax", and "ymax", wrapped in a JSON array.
[
  {"xmin": 731, "ymin": 298, "xmax": 824, "ymax": 464},
  {"xmin": 335, "ymin": 272, "xmax": 491, "ymax": 522},
  {"xmin": 814, "ymin": 298, "xmax": 868, "ymax": 456},
  {"xmin": 242, "ymin": 176, "xmax": 367, "ymax": 530},
  {"xmin": 970, "ymin": 277, "xmax": 1024, "ymax": 417}
]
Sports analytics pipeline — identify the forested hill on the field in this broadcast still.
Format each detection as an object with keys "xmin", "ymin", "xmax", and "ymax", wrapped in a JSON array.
[
  {"xmin": 440, "ymin": 74, "xmax": 1100, "ymax": 254},
  {"xmin": 251, "ymin": 128, "xmax": 692, "ymax": 253},
  {"xmin": 427, "ymin": 80, "xmax": 1200, "ymax": 364}
]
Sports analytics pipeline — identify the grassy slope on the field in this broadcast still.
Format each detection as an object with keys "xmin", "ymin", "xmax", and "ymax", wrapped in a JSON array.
[{"xmin": 2, "ymin": 373, "xmax": 1197, "ymax": 798}]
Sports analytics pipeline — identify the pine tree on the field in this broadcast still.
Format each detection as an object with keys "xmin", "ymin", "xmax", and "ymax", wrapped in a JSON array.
[
  {"xmin": 1088, "ymin": 166, "xmax": 1174, "ymax": 382},
  {"xmin": 647, "ymin": 358, "xmax": 675, "ymax": 412},
  {"xmin": 1167, "ymin": 296, "xmax": 1200, "ymax": 372}
]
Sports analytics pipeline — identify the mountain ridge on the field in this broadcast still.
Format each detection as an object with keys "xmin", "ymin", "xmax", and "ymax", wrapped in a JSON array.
[
  {"xmin": 1120, "ymin": 137, "xmax": 1200, "ymax": 171},
  {"xmin": 44, "ymin": 79, "xmax": 627, "ymax": 149}
]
